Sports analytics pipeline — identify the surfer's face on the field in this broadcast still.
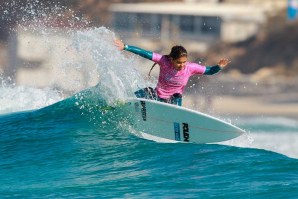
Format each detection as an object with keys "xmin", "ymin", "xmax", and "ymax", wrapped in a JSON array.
[{"xmin": 171, "ymin": 56, "xmax": 187, "ymax": 71}]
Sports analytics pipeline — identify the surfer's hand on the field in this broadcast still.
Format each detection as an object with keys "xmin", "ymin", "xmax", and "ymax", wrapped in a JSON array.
[
  {"xmin": 218, "ymin": 58, "xmax": 231, "ymax": 68},
  {"xmin": 114, "ymin": 39, "xmax": 125, "ymax": 50}
]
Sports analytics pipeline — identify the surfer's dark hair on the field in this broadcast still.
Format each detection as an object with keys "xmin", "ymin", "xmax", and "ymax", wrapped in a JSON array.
[
  {"xmin": 148, "ymin": 45, "xmax": 188, "ymax": 77},
  {"xmin": 169, "ymin": 45, "xmax": 188, "ymax": 60}
]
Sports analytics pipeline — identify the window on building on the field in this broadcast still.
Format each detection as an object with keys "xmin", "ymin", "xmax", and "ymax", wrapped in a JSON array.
[
  {"xmin": 113, "ymin": 12, "xmax": 136, "ymax": 31},
  {"xmin": 137, "ymin": 13, "xmax": 152, "ymax": 32},
  {"xmin": 136, "ymin": 13, "xmax": 162, "ymax": 36},
  {"xmin": 152, "ymin": 14, "xmax": 162, "ymax": 35},
  {"xmin": 201, "ymin": 16, "xmax": 221, "ymax": 35},
  {"xmin": 180, "ymin": 15, "xmax": 195, "ymax": 33}
]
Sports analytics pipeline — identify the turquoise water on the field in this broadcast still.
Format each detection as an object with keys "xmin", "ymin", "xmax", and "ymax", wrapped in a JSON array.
[
  {"xmin": 1, "ymin": 27, "xmax": 298, "ymax": 198},
  {"xmin": 1, "ymin": 86, "xmax": 298, "ymax": 198}
]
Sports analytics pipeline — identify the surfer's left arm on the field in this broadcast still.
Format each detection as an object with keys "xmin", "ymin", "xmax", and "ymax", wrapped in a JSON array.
[
  {"xmin": 204, "ymin": 58, "xmax": 230, "ymax": 75},
  {"xmin": 114, "ymin": 39, "xmax": 153, "ymax": 60}
]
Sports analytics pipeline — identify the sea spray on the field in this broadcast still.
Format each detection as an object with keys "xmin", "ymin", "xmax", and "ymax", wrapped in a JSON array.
[
  {"xmin": 14, "ymin": 26, "xmax": 151, "ymax": 102},
  {"xmin": 2, "ymin": 0, "xmax": 154, "ymax": 108},
  {"xmin": 69, "ymin": 27, "xmax": 149, "ymax": 103}
]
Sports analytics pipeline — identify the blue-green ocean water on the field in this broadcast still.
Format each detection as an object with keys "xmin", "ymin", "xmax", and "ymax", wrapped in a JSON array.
[
  {"xmin": 1, "ymin": 27, "xmax": 298, "ymax": 198},
  {"xmin": 0, "ymin": 86, "xmax": 298, "ymax": 199}
]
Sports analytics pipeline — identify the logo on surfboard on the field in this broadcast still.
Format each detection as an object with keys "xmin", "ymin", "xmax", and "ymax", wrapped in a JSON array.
[
  {"xmin": 140, "ymin": 101, "xmax": 147, "ymax": 121},
  {"xmin": 183, "ymin": 123, "xmax": 189, "ymax": 142},
  {"xmin": 173, "ymin": 122, "xmax": 189, "ymax": 142},
  {"xmin": 174, "ymin": 122, "xmax": 180, "ymax": 141}
]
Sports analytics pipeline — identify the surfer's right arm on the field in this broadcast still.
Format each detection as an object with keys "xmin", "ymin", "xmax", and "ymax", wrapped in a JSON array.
[{"xmin": 114, "ymin": 39, "xmax": 158, "ymax": 61}]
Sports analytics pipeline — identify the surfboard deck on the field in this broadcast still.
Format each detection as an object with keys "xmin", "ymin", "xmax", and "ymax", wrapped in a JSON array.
[{"xmin": 119, "ymin": 98, "xmax": 245, "ymax": 143}]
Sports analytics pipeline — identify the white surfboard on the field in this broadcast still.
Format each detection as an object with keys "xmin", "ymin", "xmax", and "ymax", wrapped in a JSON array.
[{"xmin": 119, "ymin": 98, "xmax": 245, "ymax": 143}]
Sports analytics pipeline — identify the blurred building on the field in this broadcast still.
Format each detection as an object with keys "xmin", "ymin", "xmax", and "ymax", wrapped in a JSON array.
[
  {"xmin": 109, "ymin": 1, "xmax": 286, "ymax": 52},
  {"xmin": 4, "ymin": 0, "xmax": 287, "ymax": 90}
]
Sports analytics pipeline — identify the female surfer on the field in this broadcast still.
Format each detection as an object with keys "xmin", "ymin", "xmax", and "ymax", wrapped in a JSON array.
[{"xmin": 115, "ymin": 39, "xmax": 230, "ymax": 106}]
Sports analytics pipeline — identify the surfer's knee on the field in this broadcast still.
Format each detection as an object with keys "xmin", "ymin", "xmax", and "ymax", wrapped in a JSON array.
[{"xmin": 170, "ymin": 93, "xmax": 182, "ymax": 106}]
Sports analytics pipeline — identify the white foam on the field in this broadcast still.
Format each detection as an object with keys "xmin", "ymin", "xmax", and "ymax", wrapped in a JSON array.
[
  {"xmin": 217, "ymin": 116, "xmax": 298, "ymax": 158},
  {"xmin": 221, "ymin": 131, "xmax": 298, "ymax": 159},
  {"xmin": 139, "ymin": 131, "xmax": 179, "ymax": 143},
  {"xmin": 0, "ymin": 86, "xmax": 63, "ymax": 114}
]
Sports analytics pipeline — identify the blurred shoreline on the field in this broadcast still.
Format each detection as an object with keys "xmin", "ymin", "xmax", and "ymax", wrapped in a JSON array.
[
  {"xmin": 188, "ymin": 95, "xmax": 298, "ymax": 119},
  {"xmin": 184, "ymin": 72, "xmax": 298, "ymax": 119},
  {"xmin": 184, "ymin": 94, "xmax": 298, "ymax": 121}
]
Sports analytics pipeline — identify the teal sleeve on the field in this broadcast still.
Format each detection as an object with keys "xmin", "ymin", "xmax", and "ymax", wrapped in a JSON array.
[
  {"xmin": 204, "ymin": 65, "xmax": 222, "ymax": 75},
  {"xmin": 124, "ymin": 44, "xmax": 153, "ymax": 60}
]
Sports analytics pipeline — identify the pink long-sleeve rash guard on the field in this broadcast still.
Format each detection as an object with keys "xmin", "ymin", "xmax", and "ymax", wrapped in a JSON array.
[{"xmin": 152, "ymin": 52, "xmax": 206, "ymax": 99}]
